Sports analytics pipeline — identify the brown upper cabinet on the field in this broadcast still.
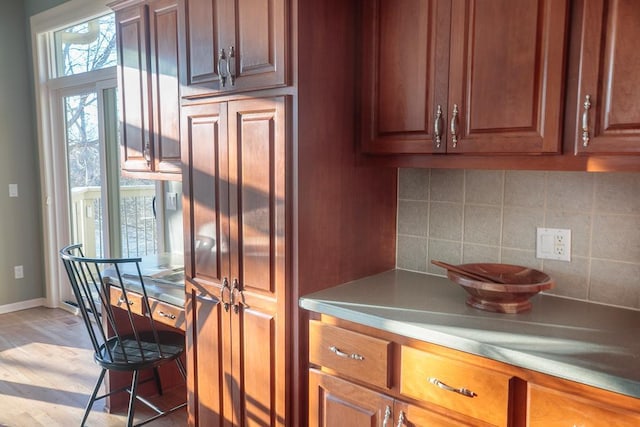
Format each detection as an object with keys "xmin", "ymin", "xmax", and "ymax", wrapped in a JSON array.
[
  {"xmin": 178, "ymin": 0, "xmax": 288, "ymax": 98},
  {"xmin": 113, "ymin": 0, "xmax": 182, "ymax": 180},
  {"xmin": 572, "ymin": 0, "xmax": 640, "ymax": 155},
  {"xmin": 360, "ymin": 0, "xmax": 568, "ymax": 155}
]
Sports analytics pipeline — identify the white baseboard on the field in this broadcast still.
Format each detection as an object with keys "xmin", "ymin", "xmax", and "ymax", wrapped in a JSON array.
[{"xmin": 0, "ymin": 298, "xmax": 46, "ymax": 315}]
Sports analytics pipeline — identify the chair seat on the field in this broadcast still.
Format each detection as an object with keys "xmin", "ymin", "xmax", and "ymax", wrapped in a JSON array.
[{"xmin": 96, "ymin": 331, "xmax": 185, "ymax": 371}]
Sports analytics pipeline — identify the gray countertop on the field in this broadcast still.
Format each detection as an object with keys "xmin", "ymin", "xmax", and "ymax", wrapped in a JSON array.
[
  {"xmin": 104, "ymin": 252, "xmax": 185, "ymax": 307},
  {"xmin": 299, "ymin": 269, "xmax": 640, "ymax": 399}
]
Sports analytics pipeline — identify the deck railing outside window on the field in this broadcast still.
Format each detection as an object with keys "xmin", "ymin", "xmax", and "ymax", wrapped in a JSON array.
[{"xmin": 71, "ymin": 185, "xmax": 158, "ymax": 258}]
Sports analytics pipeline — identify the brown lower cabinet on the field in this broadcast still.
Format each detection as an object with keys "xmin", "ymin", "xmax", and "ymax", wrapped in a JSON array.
[{"xmin": 308, "ymin": 316, "xmax": 640, "ymax": 427}]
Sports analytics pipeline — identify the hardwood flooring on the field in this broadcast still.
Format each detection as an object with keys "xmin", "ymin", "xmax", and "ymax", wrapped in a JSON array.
[{"xmin": 0, "ymin": 307, "xmax": 186, "ymax": 426}]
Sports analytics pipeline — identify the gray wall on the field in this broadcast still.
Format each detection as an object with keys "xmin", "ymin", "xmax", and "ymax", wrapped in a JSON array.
[
  {"xmin": 0, "ymin": 0, "xmax": 70, "ymax": 308},
  {"xmin": 397, "ymin": 169, "xmax": 640, "ymax": 310}
]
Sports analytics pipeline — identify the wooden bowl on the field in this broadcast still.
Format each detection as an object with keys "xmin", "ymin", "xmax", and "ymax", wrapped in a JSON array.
[{"xmin": 446, "ymin": 263, "xmax": 555, "ymax": 313}]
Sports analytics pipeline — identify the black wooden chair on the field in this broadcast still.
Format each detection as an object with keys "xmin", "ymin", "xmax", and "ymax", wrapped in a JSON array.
[{"xmin": 60, "ymin": 244, "xmax": 186, "ymax": 426}]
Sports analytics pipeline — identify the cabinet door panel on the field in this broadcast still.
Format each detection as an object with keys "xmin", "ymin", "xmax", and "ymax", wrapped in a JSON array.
[
  {"xmin": 228, "ymin": 97, "xmax": 288, "ymax": 427},
  {"xmin": 575, "ymin": 0, "xmax": 640, "ymax": 154},
  {"xmin": 181, "ymin": 102, "xmax": 230, "ymax": 285},
  {"xmin": 149, "ymin": 0, "xmax": 181, "ymax": 174},
  {"xmin": 179, "ymin": 0, "xmax": 223, "ymax": 95},
  {"xmin": 361, "ymin": 0, "xmax": 450, "ymax": 154},
  {"xmin": 395, "ymin": 401, "xmax": 473, "ymax": 427},
  {"xmin": 117, "ymin": 5, "xmax": 152, "ymax": 172},
  {"xmin": 185, "ymin": 287, "xmax": 229, "ymax": 426},
  {"xmin": 309, "ymin": 369, "xmax": 394, "ymax": 427},
  {"xmin": 448, "ymin": 0, "xmax": 567, "ymax": 153}
]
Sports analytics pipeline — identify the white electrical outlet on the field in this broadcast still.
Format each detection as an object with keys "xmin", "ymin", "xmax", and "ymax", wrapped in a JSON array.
[
  {"xmin": 14, "ymin": 265, "xmax": 24, "ymax": 279},
  {"xmin": 9, "ymin": 184, "xmax": 18, "ymax": 198},
  {"xmin": 536, "ymin": 228, "xmax": 571, "ymax": 261}
]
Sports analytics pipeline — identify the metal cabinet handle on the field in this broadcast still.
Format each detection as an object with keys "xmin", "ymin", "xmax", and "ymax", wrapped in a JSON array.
[
  {"xmin": 328, "ymin": 346, "xmax": 364, "ymax": 361},
  {"xmin": 450, "ymin": 104, "xmax": 459, "ymax": 148},
  {"xmin": 118, "ymin": 297, "xmax": 134, "ymax": 305},
  {"xmin": 226, "ymin": 46, "xmax": 236, "ymax": 86},
  {"xmin": 220, "ymin": 277, "xmax": 230, "ymax": 312},
  {"xmin": 218, "ymin": 48, "xmax": 228, "ymax": 87},
  {"xmin": 382, "ymin": 405, "xmax": 392, "ymax": 427},
  {"xmin": 582, "ymin": 94, "xmax": 591, "ymax": 147},
  {"xmin": 428, "ymin": 377, "xmax": 477, "ymax": 398},
  {"xmin": 434, "ymin": 105, "xmax": 444, "ymax": 148},
  {"xmin": 396, "ymin": 411, "xmax": 406, "ymax": 427},
  {"xmin": 157, "ymin": 310, "xmax": 176, "ymax": 320}
]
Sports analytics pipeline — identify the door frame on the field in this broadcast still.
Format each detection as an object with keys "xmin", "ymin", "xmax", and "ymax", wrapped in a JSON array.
[{"xmin": 31, "ymin": 0, "xmax": 115, "ymax": 308}]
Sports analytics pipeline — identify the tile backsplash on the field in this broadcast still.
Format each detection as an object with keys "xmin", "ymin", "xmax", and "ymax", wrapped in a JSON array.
[{"xmin": 397, "ymin": 169, "xmax": 640, "ymax": 310}]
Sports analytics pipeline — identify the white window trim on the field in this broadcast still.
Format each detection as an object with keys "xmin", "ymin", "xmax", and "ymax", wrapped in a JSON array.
[{"xmin": 31, "ymin": 0, "xmax": 114, "ymax": 309}]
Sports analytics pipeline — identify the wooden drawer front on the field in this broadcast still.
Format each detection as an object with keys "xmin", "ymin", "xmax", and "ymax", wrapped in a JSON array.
[
  {"xmin": 109, "ymin": 287, "xmax": 144, "ymax": 316},
  {"xmin": 400, "ymin": 346, "xmax": 511, "ymax": 426},
  {"xmin": 528, "ymin": 384, "xmax": 640, "ymax": 427},
  {"xmin": 309, "ymin": 320, "xmax": 391, "ymax": 389},
  {"xmin": 148, "ymin": 299, "xmax": 186, "ymax": 331}
]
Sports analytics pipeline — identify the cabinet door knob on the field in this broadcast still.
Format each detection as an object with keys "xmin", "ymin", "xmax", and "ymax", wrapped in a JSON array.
[
  {"xmin": 582, "ymin": 94, "xmax": 591, "ymax": 147},
  {"xmin": 434, "ymin": 105, "xmax": 444, "ymax": 148},
  {"xmin": 226, "ymin": 46, "xmax": 236, "ymax": 86},
  {"xmin": 143, "ymin": 140, "xmax": 151, "ymax": 165},
  {"xmin": 396, "ymin": 411, "xmax": 406, "ymax": 427},
  {"xmin": 218, "ymin": 48, "xmax": 229, "ymax": 87},
  {"xmin": 450, "ymin": 104, "xmax": 459, "ymax": 148},
  {"xmin": 428, "ymin": 377, "xmax": 477, "ymax": 398}
]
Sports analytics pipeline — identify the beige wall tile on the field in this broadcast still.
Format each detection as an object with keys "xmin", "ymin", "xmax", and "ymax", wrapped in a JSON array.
[
  {"xmin": 464, "ymin": 205, "xmax": 502, "ymax": 245},
  {"xmin": 591, "ymin": 214, "xmax": 640, "ymax": 263},
  {"xmin": 465, "ymin": 170, "xmax": 504, "ymax": 205},
  {"xmin": 589, "ymin": 260, "xmax": 640, "ymax": 308},
  {"xmin": 399, "ymin": 168, "xmax": 430, "ymax": 200},
  {"xmin": 397, "ymin": 200, "xmax": 429, "ymax": 237},
  {"xmin": 504, "ymin": 171, "xmax": 546, "ymax": 208},
  {"xmin": 397, "ymin": 235, "xmax": 428, "ymax": 273},
  {"xmin": 463, "ymin": 244, "xmax": 500, "ymax": 264},
  {"xmin": 543, "ymin": 257, "xmax": 589, "ymax": 300},
  {"xmin": 429, "ymin": 202, "xmax": 463, "ymax": 240},
  {"xmin": 546, "ymin": 172, "xmax": 594, "ymax": 212},
  {"xmin": 500, "ymin": 248, "xmax": 542, "ymax": 269},
  {"xmin": 502, "ymin": 207, "xmax": 544, "ymax": 250},
  {"xmin": 430, "ymin": 169, "xmax": 464, "ymax": 202},
  {"xmin": 594, "ymin": 173, "xmax": 640, "ymax": 214}
]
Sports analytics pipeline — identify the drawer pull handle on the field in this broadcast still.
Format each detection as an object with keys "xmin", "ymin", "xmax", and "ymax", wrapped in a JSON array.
[
  {"xmin": 118, "ymin": 297, "xmax": 134, "ymax": 306},
  {"xmin": 382, "ymin": 405, "xmax": 391, "ymax": 427},
  {"xmin": 329, "ymin": 346, "xmax": 364, "ymax": 361},
  {"xmin": 158, "ymin": 311, "xmax": 176, "ymax": 320},
  {"xmin": 428, "ymin": 377, "xmax": 477, "ymax": 398}
]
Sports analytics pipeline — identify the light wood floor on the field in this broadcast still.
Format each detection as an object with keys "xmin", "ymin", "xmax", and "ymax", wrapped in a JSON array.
[{"xmin": 0, "ymin": 307, "xmax": 186, "ymax": 426}]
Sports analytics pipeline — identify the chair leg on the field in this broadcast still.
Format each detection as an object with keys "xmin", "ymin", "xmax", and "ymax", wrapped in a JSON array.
[
  {"xmin": 127, "ymin": 370, "xmax": 140, "ymax": 427},
  {"xmin": 152, "ymin": 367, "xmax": 163, "ymax": 396},
  {"xmin": 81, "ymin": 368, "xmax": 107, "ymax": 427}
]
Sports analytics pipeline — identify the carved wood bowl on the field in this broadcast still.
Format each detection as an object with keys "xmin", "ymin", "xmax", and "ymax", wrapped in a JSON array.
[{"xmin": 446, "ymin": 263, "xmax": 555, "ymax": 313}]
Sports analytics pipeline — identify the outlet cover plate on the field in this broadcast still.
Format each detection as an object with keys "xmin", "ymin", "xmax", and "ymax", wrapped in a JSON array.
[{"xmin": 536, "ymin": 227, "xmax": 571, "ymax": 261}]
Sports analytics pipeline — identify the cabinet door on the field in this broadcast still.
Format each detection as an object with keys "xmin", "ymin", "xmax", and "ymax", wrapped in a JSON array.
[
  {"xmin": 447, "ymin": 0, "xmax": 567, "ymax": 153},
  {"xmin": 309, "ymin": 369, "xmax": 394, "ymax": 427},
  {"xmin": 360, "ymin": 0, "xmax": 451, "ymax": 154},
  {"xmin": 179, "ymin": 0, "xmax": 287, "ymax": 98},
  {"xmin": 148, "ymin": 0, "xmax": 182, "ymax": 175},
  {"xmin": 228, "ymin": 97, "xmax": 288, "ymax": 426},
  {"xmin": 181, "ymin": 101, "xmax": 230, "ymax": 288},
  {"xmin": 116, "ymin": 4, "xmax": 152, "ymax": 173},
  {"xmin": 574, "ymin": 0, "xmax": 640, "ymax": 154},
  {"xmin": 185, "ymin": 283, "xmax": 231, "ymax": 427}
]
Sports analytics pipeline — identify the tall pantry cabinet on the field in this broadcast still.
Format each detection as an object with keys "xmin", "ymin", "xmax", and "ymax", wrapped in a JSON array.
[{"xmin": 179, "ymin": 0, "xmax": 397, "ymax": 426}]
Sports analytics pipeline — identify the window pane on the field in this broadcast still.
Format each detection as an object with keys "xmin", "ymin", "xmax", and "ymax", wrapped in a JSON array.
[{"xmin": 54, "ymin": 14, "xmax": 116, "ymax": 77}]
